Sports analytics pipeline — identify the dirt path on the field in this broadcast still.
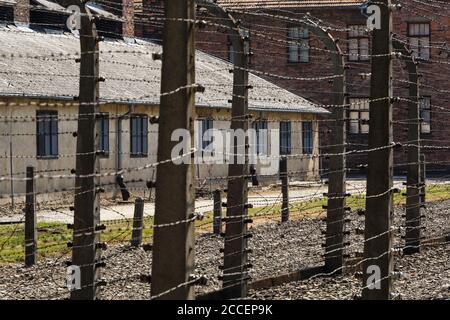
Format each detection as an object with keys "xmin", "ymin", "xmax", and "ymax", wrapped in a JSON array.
[{"xmin": 0, "ymin": 177, "xmax": 446, "ymax": 224}]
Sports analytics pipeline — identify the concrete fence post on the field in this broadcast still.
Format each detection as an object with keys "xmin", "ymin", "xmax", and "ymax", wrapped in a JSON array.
[
  {"xmin": 362, "ymin": 0, "xmax": 394, "ymax": 300},
  {"xmin": 280, "ymin": 157, "xmax": 289, "ymax": 223},
  {"xmin": 392, "ymin": 39, "xmax": 421, "ymax": 255},
  {"xmin": 131, "ymin": 197, "xmax": 144, "ymax": 247},
  {"xmin": 420, "ymin": 154, "xmax": 426, "ymax": 204},
  {"xmin": 196, "ymin": 0, "xmax": 251, "ymax": 299},
  {"xmin": 24, "ymin": 166, "xmax": 37, "ymax": 267},
  {"xmin": 213, "ymin": 190, "xmax": 222, "ymax": 234},
  {"xmin": 70, "ymin": 2, "xmax": 103, "ymax": 300},
  {"xmin": 151, "ymin": 0, "xmax": 197, "ymax": 300}
]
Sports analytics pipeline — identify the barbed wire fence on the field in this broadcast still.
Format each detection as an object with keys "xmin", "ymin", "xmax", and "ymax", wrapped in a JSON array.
[{"xmin": 0, "ymin": 0, "xmax": 448, "ymax": 300}]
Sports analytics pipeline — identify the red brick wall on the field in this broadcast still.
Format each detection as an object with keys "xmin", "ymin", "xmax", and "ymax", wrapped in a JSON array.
[
  {"xmin": 391, "ymin": 9, "xmax": 450, "ymax": 173},
  {"xmin": 194, "ymin": 6, "xmax": 450, "ymax": 173},
  {"xmin": 105, "ymin": 1, "xmax": 450, "ymax": 172},
  {"xmin": 134, "ymin": 0, "xmax": 163, "ymax": 40},
  {"xmin": 122, "ymin": 0, "xmax": 135, "ymax": 38},
  {"xmin": 195, "ymin": 8, "xmax": 369, "ymax": 171}
]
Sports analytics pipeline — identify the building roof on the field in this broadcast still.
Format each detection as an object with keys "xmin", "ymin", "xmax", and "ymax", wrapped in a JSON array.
[
  {"xmin": 28, "ymin": 0, "xmax": 124, "ymax": 22},
  {"xmin": 31, "ymin": 0, "xmax": 67, "ymax": 12},
  {"xmin": 0, "ymin": 0, "xmax": 16, "ymax": 5},
  {"xmin": 0, "ymin": 27, "xmax": 328, "ymax": 115},
  {"xmin": 217, "ymin": 0, "xmax": 364, "ymax": 9},
  {"xmin": 85, "ymin": 2, "xmax": 123, "ymax": 22}
]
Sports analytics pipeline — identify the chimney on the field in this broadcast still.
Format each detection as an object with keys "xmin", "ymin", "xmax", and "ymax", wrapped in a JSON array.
[
  {"xmin": 122, "ymin": 0, "xmax": 134, "ymax": 38},
  {"xmin": 14, "ymin": 0, "xmax": 30, "ymax": 26}
]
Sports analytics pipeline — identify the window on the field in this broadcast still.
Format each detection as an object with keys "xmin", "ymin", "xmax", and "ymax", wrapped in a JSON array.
[
  {"xmin": 348, "ymin": 25, "xmax": 369, "ymax": 61},
  {"xmin": 94, "ymin": 17, "xmax": 123, "ymax": 39},
  {"xmin": 302, "ymin": 121, "xmax": 313, "ymax": 155},
  {"xmin": 130, "ymin": 115, "xmax": 148, "ymax": 157},
  {"xmin": 36, "ymin": 111, "xmax": 58, "ymax": 158},
  {"xmin": 287, "ymin": 27, "xmax": 309, "ymax": 63},
  {"xmin": 253, "ymin": 119, "xmax": 268, "ymax": 155},
  {"xmin": 87, "ymin": 2, "xmax": 123, "ymax": 39},
  {"xmin": 420, "ymin": 97, "xmax": 431, "ymax": 134},
  {"xmin": 197, "ymin": 118, "xmax": 214, "ymax": 153},
  {"xmin": 0, "ymin": 5, "xmax": 14, "ymax": 24},
  {"xmin": 29, "ymin": 0, "xmax": 71, "ymax": 33},
  {"xmin": 280, "ymin": 121, "xmax": 291, "ymax": 155},
  {"xmin": 408, "ymin": 23, "xmax": 430, "ymax": 60},
  {"xmin": 98, "ymin": 114, "xmax": 109, "ymax": 156},
  {"xmin": 348, "ymin": 98, "xmax": 370, "ymax": 134}
]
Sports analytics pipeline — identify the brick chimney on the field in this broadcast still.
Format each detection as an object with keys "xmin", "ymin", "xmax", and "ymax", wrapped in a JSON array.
[
  {"xmin": 14, "ymin": 0, "xmax": 30, "ymax": 26},
  {"xmin": 122, "ymin": 0, "xmax": 134, "ymax": 38}
]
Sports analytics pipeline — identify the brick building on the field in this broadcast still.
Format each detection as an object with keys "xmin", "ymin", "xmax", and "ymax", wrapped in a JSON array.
[
  {"xmin": 133, "ymin": 0, "xmax": 450, "ymax": 174},
  {"xmin": 5, "ymin": 0, "xmax": 450, "ymax": 175},
  {"xmin": 0, "ymin": 0, "xmax": 330, "ymax": 198}
]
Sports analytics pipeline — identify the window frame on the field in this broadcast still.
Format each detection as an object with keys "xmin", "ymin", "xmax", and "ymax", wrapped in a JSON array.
[
  {"xmin": 419, "ymin": 96, "xmax": 432, "ymax": 135},
  {"xmin": 197, "ymin": 118, "xmax": 214, "ymax": 155},
  {"xmin": 29, "ymin": 5, "xmax": 71, "ymax": 33},
  {"xmin": 0, "ymin": 5, "xmax": 14, "ymax": 24},
  {"xmin": 302, "ymin": 121, "xmax": 314, "ymax": 155},
  {"xmin": 407, "ymin": 22, "xmax": 431, "ymax": 61},
  {"xmin": 253, "ymin": 119, "xmax": 268, "ymax": 156},
  {"xmin": 287, "ymin": 26, "xmax": 310, "ymax": 64},
  {"xmin": 348, "ymin": 97, "xmax": 370, "ymax": 135},
  {"xmin": 36, "ymin": 110, "xmax": 59, "ymax": 159},
  {"xmin": 279, "ymin": 121, "xmax": 292, "ymax": 155},
  {"xmin": 98, "ymin": 113, "xmax": 110, "ymax": 158},
  {"xmin": 130, "ymin": 114, "xmax": 149, "ymax": 158},
  {"xmin": 347, "ymin": 24, "xmax": 370, "ymax": 62}
]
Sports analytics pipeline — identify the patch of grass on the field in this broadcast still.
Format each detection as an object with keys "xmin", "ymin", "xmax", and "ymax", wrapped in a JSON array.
[
  {"xmin": 1, "ymin": 184, "xmax": 450, "ymax": 264},
  {"xmin": 0, "ymin": 211, "xmax": 216, "ymax": 264}
]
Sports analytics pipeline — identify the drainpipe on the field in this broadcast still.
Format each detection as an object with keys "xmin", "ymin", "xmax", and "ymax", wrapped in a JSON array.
[
  {"xmin": 9, "ymin": 120, "xmax": 14, "ymax": 207},
  {"xmin": 116, "ymin": 115, "xmax": 123, "ymax": 172}
]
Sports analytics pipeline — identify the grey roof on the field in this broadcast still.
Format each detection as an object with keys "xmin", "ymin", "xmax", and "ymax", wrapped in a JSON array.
[
  {"xmin": 0, "ymin": 27, "xmax": 328, "ymax": 114},
  {"xmin": 218, "ymin": 0, "xmax": 364, "ymax": 9},
  {"xmin": 31, "ymin": 0, "xmax": 67, "ymax": 12},
  {"xmin": 29, "ymin": 0, "xmax": 123, "ymax": 21},
  {"xmin": 0, "ymin": 0, "xmax": 16, "ymax": 5},
  {"xmin": 85, "ymin": 3, "xmax": 123, "ymax": 22}
]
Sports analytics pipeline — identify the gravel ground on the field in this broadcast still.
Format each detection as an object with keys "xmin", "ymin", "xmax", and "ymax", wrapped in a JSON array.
[
  {"xmin": 249, "ymin": 245, "xmax": 449, "ymax": 300},
  {"xmin": 0, "ymin": 199, "xmax": 448, "ymax": 300}
]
